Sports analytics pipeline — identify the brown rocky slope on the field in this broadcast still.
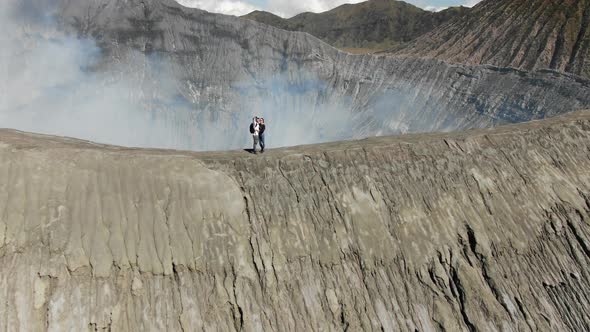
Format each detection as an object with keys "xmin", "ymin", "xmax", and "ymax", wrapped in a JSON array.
[
  {"xmin": 393, "ymin": 0, "xmax": 590, "ymax": 79},
  {"xmin": 1, "ymin": 111, "xmax": 590, "ymax": 330}
]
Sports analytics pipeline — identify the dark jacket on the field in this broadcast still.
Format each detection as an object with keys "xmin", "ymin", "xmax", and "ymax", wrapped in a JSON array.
[{"xmin": 259, "ymin": 124, "xmax": 266, "ymax": 135}]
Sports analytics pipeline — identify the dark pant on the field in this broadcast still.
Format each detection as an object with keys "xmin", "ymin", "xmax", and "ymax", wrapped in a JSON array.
[{"xmin": 259, "ymin": 133, "xmax": 265, "ymax": 151}]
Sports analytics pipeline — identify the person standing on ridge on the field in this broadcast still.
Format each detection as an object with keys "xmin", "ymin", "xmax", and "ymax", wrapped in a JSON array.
[
  {"xmin": 250, "ymin": 117, "xmax": 260, "ymax": 154},
  {"xmin": 258, "ymin": 118, "xmax": 266, "ymax": 153}
]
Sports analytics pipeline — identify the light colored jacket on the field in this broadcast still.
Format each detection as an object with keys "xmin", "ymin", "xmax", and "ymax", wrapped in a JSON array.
[{"xmin": 252, "ymin": 119, "xmax": 260, "ymax": 137}]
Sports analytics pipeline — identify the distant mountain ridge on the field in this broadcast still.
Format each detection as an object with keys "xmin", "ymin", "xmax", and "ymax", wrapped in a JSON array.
[
  {"xmin": 393, "ymin": 0, "xmax": 590, "ymax": 78},
  {"xmin": 242, "ymin": 0, "xmax": 469, "ymax": 52}
]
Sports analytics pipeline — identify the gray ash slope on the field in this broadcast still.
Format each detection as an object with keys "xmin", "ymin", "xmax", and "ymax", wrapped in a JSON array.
[
  {"xmin": 1, "ymin": 111, "xmax": 590, "ymax": 330},
  {"xmin": 8, "ymin": 0, "xmax": 590, "ymax": 150}
]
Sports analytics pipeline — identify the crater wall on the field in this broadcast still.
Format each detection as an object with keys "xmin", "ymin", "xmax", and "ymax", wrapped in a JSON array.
[{"xmin": 1, "ymin": 112, "xmax": 590, "ymax": 330}]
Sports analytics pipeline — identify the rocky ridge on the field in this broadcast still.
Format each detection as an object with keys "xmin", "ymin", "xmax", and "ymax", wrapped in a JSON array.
[
  {"xmin": 1, "ymin": 111, "xmax": 590, "ymax": 330},
  {"xmin": 393, "ymin": 0, "xmax": 590, "ymax": 79},
  {"xmin": 242, "ymin": 0, "xmax": 469, "ymax": 51}
]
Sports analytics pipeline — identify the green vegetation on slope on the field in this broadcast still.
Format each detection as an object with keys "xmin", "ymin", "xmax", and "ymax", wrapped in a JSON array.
[{"xmin": 243, "ymin": 0, "xmax": 469, "ymax": 52}]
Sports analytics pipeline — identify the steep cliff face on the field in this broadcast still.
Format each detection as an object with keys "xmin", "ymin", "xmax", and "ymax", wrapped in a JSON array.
[
  {"xmin": 394, "ymin": 0, "xmax": 590, "ymax": 79},
  {"xmin": 3, "ymin": 0, "xmax": 590, "ymax": 151},
  {"xmin": 1, "ymin": 111, "xmax": 590, "ymax": 330}
]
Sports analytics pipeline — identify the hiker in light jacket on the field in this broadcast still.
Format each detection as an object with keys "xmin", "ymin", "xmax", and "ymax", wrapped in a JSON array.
[{"xmin": 249, "ymin": 117, "xmax": 260, "ymax": 154}]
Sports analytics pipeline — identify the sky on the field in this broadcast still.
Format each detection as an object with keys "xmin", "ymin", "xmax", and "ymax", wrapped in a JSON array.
[{"xmin": 175, "ymin": 0, "xmax": 483, "ymax": 17}]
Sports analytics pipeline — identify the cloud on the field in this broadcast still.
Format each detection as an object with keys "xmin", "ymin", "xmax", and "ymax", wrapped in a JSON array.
[
  {"xmin": 175, "ymin": 0, "xmax": 260, "ymax": 16},
  {"xmin": 404, "ymin": 0, "xmax": 482, "ymax": 11},
  {"xmin": 424, "ymin": 6, "xmax": 448, "ymax": 12},
  {"xmin": 175, "ymin": 0, "xmax": 484, "ymax": 17},
  {"xmin": 265, "ymin": 0, "xmax": 365, "ymax": 18},
  {"xmin": 175, "ymin": 0, "xmax": 366, "ymax": 17},
  {"xmin": 464, "ymin": 0, "xmax": 482, "ymax": 7}
]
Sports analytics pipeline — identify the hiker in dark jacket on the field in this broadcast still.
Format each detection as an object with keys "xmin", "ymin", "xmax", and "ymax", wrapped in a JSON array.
[{"xmin": 258, "ymin": 118, "xmax": 266, "ymax": 153}]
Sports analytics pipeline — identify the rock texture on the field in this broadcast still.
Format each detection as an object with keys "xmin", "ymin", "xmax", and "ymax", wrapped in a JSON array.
[
  {"xmin": 394, "ymin": 0, "xmax": 590, "ymax": 79},
  {"xmin": 5, "ymin": 0, "xmax": 590, "ymax": 150},
  {"xmin": 1, "ymin": 111, "xmax": 590, "ymax": 330},
  {"xmin": 242, "ymin": 0, "xmax": 469, "ymax": 51}
]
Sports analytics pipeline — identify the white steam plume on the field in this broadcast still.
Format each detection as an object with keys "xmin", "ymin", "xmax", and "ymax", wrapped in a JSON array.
[{"xmin": 0, "ymin": 0, "xmax": 426, "ymax": 152}]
